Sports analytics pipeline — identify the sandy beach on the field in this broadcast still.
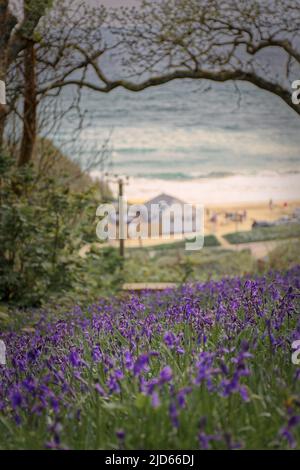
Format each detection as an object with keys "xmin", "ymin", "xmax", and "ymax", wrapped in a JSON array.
[
  {"xmin": 89, "ymin": 172, "xmax": 300, "ymax": 250},
  {"xmin": 95, "ymin": 199, "xmax": 300, "ymax": 251},
  {"xmin": 125, "ymin": 174, "xmax": 300, "ymax": 240},
  {"xmin": 203, "ymin": 199, "xmax": 300, "ymax": 236}
]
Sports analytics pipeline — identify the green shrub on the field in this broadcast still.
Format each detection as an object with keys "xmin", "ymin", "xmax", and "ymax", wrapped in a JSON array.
[
  {"xmin": 267, "ymin": 239, "xmax": 300, "ymax": 270},
  {"xmin": 0, "ymin": 152, "xmax": 98, "ymax": 306},
  {"xmin": 130, "ymin": 234, "xmax": 220, "ymax": 252},
  {"xmin": 224, "ymin": 224, "xmax": 300, "ymax": 244}
]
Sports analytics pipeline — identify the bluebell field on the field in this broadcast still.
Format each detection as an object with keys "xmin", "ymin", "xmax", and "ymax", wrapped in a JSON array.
[{"xmin": 0, "ymin": 267, "xmax": 300, "ymax": 449}]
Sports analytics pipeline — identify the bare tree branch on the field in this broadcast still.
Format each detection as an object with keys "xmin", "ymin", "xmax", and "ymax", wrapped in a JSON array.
[{"xmin": 108, "ymin": 0, "xmax": 300, "ymax": 115}]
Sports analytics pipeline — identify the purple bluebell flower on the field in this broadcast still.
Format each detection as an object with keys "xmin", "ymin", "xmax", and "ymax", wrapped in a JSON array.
[
  {"xmin": 177, "ymin": 387, "xmax": 192, "ymax": 408},
  {"xmin": 116, "ymin": 429, "xmax": 125, "ymax": 441},
  {"xmin": 133, "ymin": 354, "xmax": 150, "ymax": 376},
  {"xmin": 151, "ymin": 391, "xmax": 160, "ymax": 408},
  {"xmin": 10, "ymin": 389, "xmax": 23, "ymax": 409},
  {"xmin": 92, "ymin": 345, "xmax": 102, "ymax": 362},
  {"xmin": 159, "ymin": 366, "xmax": 173, "ymax": 384},
  {"xmin": 280, "ymin": 415, "xmax": 300, "ymax": 448},
  {"xmin": 124, "ymin": 350, "xmax": 134, "ymax": 370},
  {"xmin": 169, "ymin": 402, "xmax": 179, "ymax": 428},
  {"xmin": 94, "ymin": 383, "xmax": 106, "ymax": 396},
  {"xmin": 69, "ymin": 350, "xmax": 82, "ymax": 367}
]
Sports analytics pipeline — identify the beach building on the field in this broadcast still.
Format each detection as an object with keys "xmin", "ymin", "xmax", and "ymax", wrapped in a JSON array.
[
  {"xmin": 107, "ymin": 192, "xmax": 198, "ymax": 240},
  {"xmin": 142, "ymin": 193, "xmax": 197, "ymax": 236}
]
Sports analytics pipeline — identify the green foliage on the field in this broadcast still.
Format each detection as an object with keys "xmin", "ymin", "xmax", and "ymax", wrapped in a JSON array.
[
  {"xmin": 0, "ymin": 151, "xmax": 99, "ymax": 306},
  {"xmin": 129, "ymin": 235, "xmax": 220, "ymax": 253},
  {"xmin": 122, "ymin": 246, "xmax": 255, "ymax": 284},
  {"xmin": 268, "ymin": 239, "xmax": 300, "ymax": 270},
  {"xmin": 33, "ymin": 138, "xmax": 94, "ymax": 193},
  {"xmin": 70, "ymin": 247, "xmax": 125, "ymax": 303},
  {"xmin": 203, "ymin": 234, "xmax": 221, "ymax": 247},
  {"xmin": 224, "ymin": 224, "xmax": 300, "ymax": 244}
]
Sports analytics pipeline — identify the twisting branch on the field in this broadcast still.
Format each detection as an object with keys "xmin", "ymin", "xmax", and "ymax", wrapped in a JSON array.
[{"xmin": 108, "ymin": 0, "xmax": 300, "ymax": 115}]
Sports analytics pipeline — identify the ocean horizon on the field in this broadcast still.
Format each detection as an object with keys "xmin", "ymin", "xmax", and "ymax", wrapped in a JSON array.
[{"xmin": 89, "ymin": 172, "xmax": 300, "ymax": 205}]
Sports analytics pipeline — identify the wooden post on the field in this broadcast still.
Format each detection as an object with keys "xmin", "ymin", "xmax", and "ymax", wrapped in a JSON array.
[
  {"xmin": 118, "ymin": 178, "xmax": 125, "ymax": 258},
  {"xmin": 105, "ymin": 174, "xmax": 129, "ymax": 259}
]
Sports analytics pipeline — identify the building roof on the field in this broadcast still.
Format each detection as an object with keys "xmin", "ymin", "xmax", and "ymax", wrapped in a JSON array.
[{"xmin": 144, "ymin": 193, "xmax": 186, "ymax": 208}]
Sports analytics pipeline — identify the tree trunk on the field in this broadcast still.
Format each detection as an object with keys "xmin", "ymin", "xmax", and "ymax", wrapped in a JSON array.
[
  {"xmin": 18, "ymin": 42, "xmax": 37, "ymax": 166},
  {"xmin": 0, "ymin": 106, "xmax": 6, "ymax": 151},
  {"xmin": 0, "ymin": 64, "xmax": 7, "ymax": 151}
]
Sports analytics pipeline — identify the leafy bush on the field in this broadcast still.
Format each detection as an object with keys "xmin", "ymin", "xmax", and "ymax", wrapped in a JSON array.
[
  {"xmin": 0, "ymin": 152, "xmax": 98, "ymax": 306},
  {"xmin": 224, "ymin": 224, "xmax": 300, "ymax": 244},
  {"xmin": 33, "ymin": 138, "xmax": 113, "ymax": 199},
  {"xmin": 133, "ymin": 235, "xmax": 220, "ymax": 252},
  {"xmin": 268, "ymin": 239, "xmax": 300, "ymax": 270},
  {"xmin": 203, "ymin": 234, "xmax": 221, "ymax": 247},
  {"xmin": 71, "ymin": 246, "xmax": 125, "ymax": 302}
]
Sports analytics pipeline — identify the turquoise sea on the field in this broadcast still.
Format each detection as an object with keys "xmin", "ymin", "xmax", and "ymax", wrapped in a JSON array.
[{"xmin": 54, "ymin": 78, "xmax": 300, "ymax": 182}]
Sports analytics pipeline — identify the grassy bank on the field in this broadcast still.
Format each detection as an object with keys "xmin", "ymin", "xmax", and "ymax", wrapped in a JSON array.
[
  {"xmin": 130, "ymin": 234, "xmax": 221, "ymax": 251},
  {"xmin": 224, "ymin": 224, "xmax": 300, "ymax": 245}
]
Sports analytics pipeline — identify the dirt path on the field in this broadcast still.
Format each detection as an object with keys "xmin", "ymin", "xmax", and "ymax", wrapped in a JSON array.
[
  {"xmin": 216, "ymin": 236, "xmax": 287, "ymax": 259},
  {"xmin": 233, "ymin": 240, "xmax": 281, "ymax": 259},
  {"xmin": 215, "ymin": 234, "xmax": 232, "ymax": 249}
]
